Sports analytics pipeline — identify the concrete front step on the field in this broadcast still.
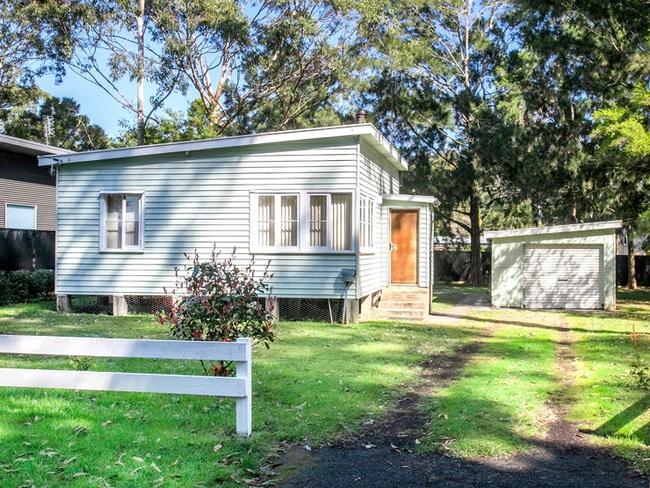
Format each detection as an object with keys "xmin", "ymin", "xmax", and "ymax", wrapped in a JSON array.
[
  {"xmin": 373, "ymin": 308, "xmax": 427, "ymax": 320},
  {"xmin": 381, "ymin": 288, "xmax": 429, "ymax": 296},
  {"xmin": 370, "ymin": 287, "xmax": 430, "ymax": 321},
  {"xmin": 378, "ymin": 300, "xmax": 429, "ymax": 309}
]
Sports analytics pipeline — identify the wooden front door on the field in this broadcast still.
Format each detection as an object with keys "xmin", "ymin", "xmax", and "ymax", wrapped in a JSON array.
[{"xmin": 390, "ymin": 209, "xmax": 419, "ymax": 284}]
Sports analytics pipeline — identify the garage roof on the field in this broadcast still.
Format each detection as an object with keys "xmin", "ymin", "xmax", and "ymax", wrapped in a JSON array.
[{"xmin": 484, "ymin": 220, "xmax": 623, "ymax": 239}]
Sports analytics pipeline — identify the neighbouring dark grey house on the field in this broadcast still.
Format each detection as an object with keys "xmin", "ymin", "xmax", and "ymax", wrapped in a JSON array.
[
  {"xmin": 0, "ymin": 135, "xmax": 73, "ymax": 271},
  {"xmin": 0, "ymin": 134, "xmax": 72, "ymax": 231}
]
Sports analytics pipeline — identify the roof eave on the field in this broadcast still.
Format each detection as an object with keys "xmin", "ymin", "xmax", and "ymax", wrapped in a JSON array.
[
  {"xmin": 0, "ymin": 134, "xmax": 74, "ymax": 156},
  {"xmin": 38, "ymin": 124, "xmax": 407, "ymax": 172},
  {"xmin": 383, "ymin": 194, "xmax": 440, "ymax": 206}
]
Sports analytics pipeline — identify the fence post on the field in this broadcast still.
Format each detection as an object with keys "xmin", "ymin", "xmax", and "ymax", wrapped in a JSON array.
[{"xmin": 235, "ymin": 337, "xmax": 252, "ymax": 436}]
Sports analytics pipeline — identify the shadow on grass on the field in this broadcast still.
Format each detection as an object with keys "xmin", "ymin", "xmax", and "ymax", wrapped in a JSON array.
[
  {"xmin": 581, "ymin": 395, "xmax": 650, "ymax": 444},
  {"xmin": 429, "ymin": 310, "xmax": 649, "ymax": 336}
]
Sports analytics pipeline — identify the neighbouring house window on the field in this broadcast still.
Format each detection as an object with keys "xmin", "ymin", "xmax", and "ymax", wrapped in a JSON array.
[
  {"xmin": 101, "ymin": 193, "xmax": 144, "ymax": 251},
  {"xmin": 331, "ymin": 193, "xmax": 352, "ymax": 251},
  {"xmin": 5, "ymin": 204, "xmax": 36, "ymax": 229},
  {"xmin": 309, "ymin": 195, "xmax": 327, "ymax": 248},
  {"xmin": 359, "ymin": 196, "xmax": 374, "ymax": 249},
  {"xmin": 253, "ymin": 192, "xmax": 353, "ymax": 252},
  {"xmin": 257, "ymin": 194, "xmax": 299, "ymax": 249}
]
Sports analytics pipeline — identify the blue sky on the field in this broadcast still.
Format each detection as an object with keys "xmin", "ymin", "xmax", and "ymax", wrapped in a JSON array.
[{"xmin": 37, "ymin": 68, "xmax": 195, "ymax": 139}]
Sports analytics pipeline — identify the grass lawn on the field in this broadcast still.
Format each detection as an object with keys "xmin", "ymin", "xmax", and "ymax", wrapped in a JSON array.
[
  {"xmin": 431, "ymin": 283, "xmax": 489, "ymax": 312},
  {"xmin": 0, "ymin": 301, "xmax": 476, "ymax": 487},
  {"xmin": 422, "ymin": 287, "xmax": 650, "ymax": 475},
  {"xmin": 565, "ymin": 287, "xmax": 650, "ymax": 475},
  {"xmin": 422, "ymin": 308, "xmax": 559, "ymax": 457}
]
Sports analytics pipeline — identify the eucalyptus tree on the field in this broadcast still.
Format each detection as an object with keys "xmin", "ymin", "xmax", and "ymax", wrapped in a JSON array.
[
  {"xmin": 151, "ymin": 0, "xmax": 355, "ymax": 134},
  {"xmin": 68, "ymin": 0, "xmax": 179, "ymax": 145}
]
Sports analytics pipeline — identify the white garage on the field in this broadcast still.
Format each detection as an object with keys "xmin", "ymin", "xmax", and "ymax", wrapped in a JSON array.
[{"xmin": 485, "ymin": 221, "xmax": 622, "ymax": 310}]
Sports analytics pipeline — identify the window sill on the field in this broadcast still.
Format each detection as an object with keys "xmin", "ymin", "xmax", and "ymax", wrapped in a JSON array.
[
  {"xmin": 359, "ymin": 248, "xmax": 377, "ymax": 255},
  {"xmin": 252, "ymin": 249, "xmax": 354, "ymax": 255}
]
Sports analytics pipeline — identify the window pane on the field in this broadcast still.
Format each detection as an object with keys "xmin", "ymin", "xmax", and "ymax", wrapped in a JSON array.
[
  {"xmin": 280, "ymin": 195, "xmax": 298, "ymax": 247},
  {"xmin": 331, "ymin": 193, "xmax": 352, "ymax": 250},
  {"xmin": 6, "ymin": 204, "xmax": 36, "ymax": 230},
  {"xmin": 360, "ymin": 198, "xmax": 367, "ymax": 248},
  {"xmin": 258, "ymin": 195, "xmax": 275, "ymax": 247},
  {"xmin": 309, "ymin": 195, "xmax": 327, "ymax": 247},
  {"xmin": 368, "ymin": 202, "xmax": 374, "ymax": 247},
  {"xmin": 106, "ymin": 219, "xmax": 120, "ymax": 249},
  {"xmin": 124, "ymin": 195, "xmax": 140, "ymax": 247},
  {"xmin": 105, "ymin": 195, "xmax": 122, "ymax": 249}
]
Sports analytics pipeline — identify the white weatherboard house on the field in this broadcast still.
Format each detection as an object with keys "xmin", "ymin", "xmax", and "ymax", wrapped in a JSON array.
[
  {"xmin": 485, "ymin": 220, "xmax": 623, "ymax": 310},
  {"xmin": 39, "ymin": 124, "xmax": 438, "ymax": 322}
]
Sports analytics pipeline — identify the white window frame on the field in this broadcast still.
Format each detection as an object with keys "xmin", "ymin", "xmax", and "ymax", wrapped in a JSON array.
[
  {"xmin": 99, "ymin": 191, "xmax": 145, "ymax": 253},
  {"xmin": 4, "ymin": 203, "xmax": 37, "ymax": 230},
  {"xmin": 252, "ymin": 193, "xmax": 300, "ymax": 251},
  {"xmin": 307, "ymin": 193, "xmax": 331, "ymax": 251},
  {"xmin": 359, "ymin": 195, "xmax": 376, "ymax": 253},
  {"xmin": 250, "ymin": 190, "xmax": 354, "ymax": 254}
]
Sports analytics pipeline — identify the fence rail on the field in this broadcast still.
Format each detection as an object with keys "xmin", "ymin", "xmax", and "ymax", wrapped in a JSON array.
[{"xmin": 0, "ymin": 335, "xmax": 253, "ymax": 436}]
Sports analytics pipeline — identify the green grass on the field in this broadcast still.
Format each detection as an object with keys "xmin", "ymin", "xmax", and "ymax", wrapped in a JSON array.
[
  {"xmin": 0, "ymin": 301, "xmax": 476, "ymax": 487},
  {"xmin": 422, "ymin": 308, "xmax": 559, "ymax": 457},
  {"xmin": 431, "ymin": 283, "xmax": 489, "ymax": 312},
  {"xmin": 564, "ymin": 287, "xmax": 650, "ymax": 475}
]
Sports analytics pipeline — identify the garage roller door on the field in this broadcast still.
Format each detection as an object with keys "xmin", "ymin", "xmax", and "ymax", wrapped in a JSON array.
[{"xmin": 523, "ymin": 245, "xmax": 603, "ymax": 309}]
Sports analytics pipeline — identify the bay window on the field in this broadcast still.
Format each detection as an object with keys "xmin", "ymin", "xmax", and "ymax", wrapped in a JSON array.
[
  {"xmin": 253, "ymin": 191, "xmax": 353, "ymax": 252},
  {"xmin": 100, "ymin": 193, "xmax": 144, "ymax": 251}
]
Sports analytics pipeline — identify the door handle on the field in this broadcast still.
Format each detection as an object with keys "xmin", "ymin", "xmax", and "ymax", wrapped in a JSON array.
[{"xmin": 389, "ymin": 243, "xmax": 397, "ymax": 252}]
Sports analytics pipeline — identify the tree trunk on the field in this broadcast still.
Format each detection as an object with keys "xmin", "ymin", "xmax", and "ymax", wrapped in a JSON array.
[
  {"xmin": 628, "ymin": 233, "xmax": 637, "ymax": 289},
  {"xmin": 467, "ymin": 187, "xmax": 483, "ymax": 286},
  {"xmin": 135, "ymin": 0, "xmax": 145, "ymax": 146}
]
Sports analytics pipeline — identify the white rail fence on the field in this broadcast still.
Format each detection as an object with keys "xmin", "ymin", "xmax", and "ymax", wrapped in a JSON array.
[{"xmin": 0, "ymin": 335, "xmax": 253, "ymax": 436}]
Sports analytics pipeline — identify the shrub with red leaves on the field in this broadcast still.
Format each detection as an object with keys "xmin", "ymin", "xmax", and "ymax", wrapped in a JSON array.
[{"xmin": 155, "ymin": 248, "xmax": 276, "ymax": 375}]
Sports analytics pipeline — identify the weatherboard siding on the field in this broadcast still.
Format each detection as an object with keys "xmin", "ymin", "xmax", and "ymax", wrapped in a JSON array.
[
  {"xmin": 55, "ymin": 138, "xmax": 358, "ymax": 298},
  {"xmin": 357, "ymin": 142, "xmax": 400, "ymax": 297}
]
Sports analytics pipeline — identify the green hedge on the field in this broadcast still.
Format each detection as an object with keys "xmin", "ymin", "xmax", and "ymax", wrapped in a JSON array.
[{"xmin": 0, "ymin": 269, "xmax": 54, "ymax": 305}]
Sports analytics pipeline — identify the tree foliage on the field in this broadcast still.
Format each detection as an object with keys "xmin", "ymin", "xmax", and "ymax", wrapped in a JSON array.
[
  {"xmin": 151, "ymin": 0, "xmax": 355, "ymax": 134},
  {"xmin": 0, "ymin": 0, "xmax": 89, "ymax": 116},
  {"xmin": 5, "ymin": 94, "xmax": 110, "ymax": 150},
  {"xmin": 68, "ymin": 0, "xmax": 179, "ymax": 145}
]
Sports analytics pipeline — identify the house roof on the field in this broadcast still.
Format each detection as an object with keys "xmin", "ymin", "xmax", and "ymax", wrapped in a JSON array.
[
  {"xmin": 484, "ymin": 220, "xmax": 623, "ymax": 239},
  {"xmin": 38, "ymin": 124, "xmax": 408, "ymax": 171},
  {"xmin": 0, "ymin": 134, "xmax": 74, "ymax": 156}
]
